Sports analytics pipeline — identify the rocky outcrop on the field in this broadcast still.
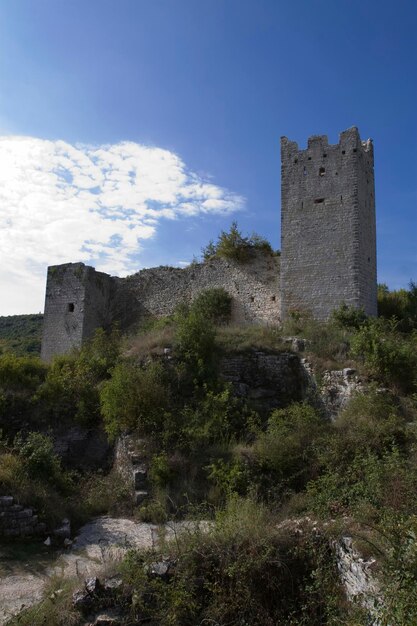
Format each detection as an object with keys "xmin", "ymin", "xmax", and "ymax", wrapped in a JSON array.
[
  {"xmin": 335, "ymin": 535, "xmax": 382, "ymax": 624},
  {"xmin": 320, "ymin": 368, "xmax": 364, "ymax": 420}
]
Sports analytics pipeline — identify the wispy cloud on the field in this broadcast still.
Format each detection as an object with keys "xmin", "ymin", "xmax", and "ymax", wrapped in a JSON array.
[{"xmin": 0, "ymin": 136, "xmax": 244, "ymax": 314}]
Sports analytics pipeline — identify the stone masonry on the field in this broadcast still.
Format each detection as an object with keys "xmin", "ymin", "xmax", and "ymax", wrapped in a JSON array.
[
  {"xmin": 41, "ymin": 252, "xmax": 280, "ymax": 361},
  {"xmin": 280, "ymin": 127, "xmax": 377, "ymax": 320},
  {"xmin": 41, "ymin": 127, "xmax": 377, "ymax": 360}
]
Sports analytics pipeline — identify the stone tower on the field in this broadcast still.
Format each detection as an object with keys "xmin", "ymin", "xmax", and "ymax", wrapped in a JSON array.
[
  {"xmin": 41, "ymin": 263, "xmax": 114, "ymax": 362},
  {"xmin": 280, "ymin": 127, "xmax": 377, "ymax": 320}
]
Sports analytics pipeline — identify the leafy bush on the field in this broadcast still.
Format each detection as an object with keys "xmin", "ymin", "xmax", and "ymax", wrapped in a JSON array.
[
  {"xmin": 190, "ymin": 288, "xmax": 232, "ymax": 325},
  {"xmin": 0, "ymin": 353, "xmax": 47, "ymax": 426},
  {"xmin": 254, "ymin": 403, "xmax": 327, "ymax": 496},
  {"xmin": 351, "ymin": 318, "xmax": 417, "ymax": 392},
  {"xmin": 202, "ymin": 221, "xmax": 274, "ymax": 263},
  {"xmin": 100, "ymin": 360, "xmax": 172, "ymax": 440},
  {"xmin": 378, "ymin": 282, "xmax": 417, "ymax": 332},
  {"xmin": 37, "ymin": 327, "xmax": 121, "ymax": 425},
  {"xmin": 332, "ymin": 303, "xmax": 367, "ymax": 329},
  {"xmin": 174, "ymin": 307, "xmax": 217, "ymax": 383}
]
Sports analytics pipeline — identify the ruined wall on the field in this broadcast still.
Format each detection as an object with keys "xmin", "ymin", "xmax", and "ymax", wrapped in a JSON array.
[
  {"xmin": 114, "ymin": 252, "xmax": 281, "ymax": 328},
  {"xmin": 41, "ymin": 253, "xmax": 280, "ymax": 361},
  {"xmin": 280, "ymin": 127, "xmax": 377, "ymax": 320},
  {"xmin": 41, "ymin": 263, "xmax": 114, "ymax": 362}
]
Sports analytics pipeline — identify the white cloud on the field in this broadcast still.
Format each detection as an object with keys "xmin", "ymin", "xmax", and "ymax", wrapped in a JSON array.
[{"xmin": 0, "ymin": 136, "xmax": 245, "ymax": 314}]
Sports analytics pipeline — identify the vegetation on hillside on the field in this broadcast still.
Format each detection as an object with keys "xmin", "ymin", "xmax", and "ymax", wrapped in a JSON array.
[
  {"xmin": 2, "ymin": 278, "xmax": 417, "ymax": 624},
  {"xmin": 0, "ymin": 314, "xmax": 43, "ymax": 356}
]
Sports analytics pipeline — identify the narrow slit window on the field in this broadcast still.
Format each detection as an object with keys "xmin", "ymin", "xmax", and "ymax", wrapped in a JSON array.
[{"xmin": 68, "ymin": 303, "xmax": 75, "ymax": 312}]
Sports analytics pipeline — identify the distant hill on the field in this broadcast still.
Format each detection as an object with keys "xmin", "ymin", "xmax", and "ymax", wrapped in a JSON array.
[{"xmin": 0, "ymin": 314, "xmax": 43, "ymax": 355}]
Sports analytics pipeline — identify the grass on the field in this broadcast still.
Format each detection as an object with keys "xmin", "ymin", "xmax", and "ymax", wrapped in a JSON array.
[
  {"xmin": 124, "ymin": 324, "xmax": 175, "ymax": 359},
  {"xmin": 215, "ymin": 323, "xmax": 285, "ymax": 353}
]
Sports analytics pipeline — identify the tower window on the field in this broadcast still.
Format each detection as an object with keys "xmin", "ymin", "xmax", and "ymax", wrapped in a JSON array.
[
  {"xmin": 68, "ymin": 303, "xmax": 75, "ymax": 312},
  {"xmin": 308, "ymin": 156, "xmax": 312, "ymax": 160},
  {"xmin": 335, "ymin": 171, "xmax": 338, "ymax": 175},
  {"xmin": 353, "ymin": 148, "xmax": 357, "ymax": 153},
  {"xmin": 323, "ymin": 153, "xmax": 327, "ymax": 158},
  {"xmin": 303, "ymin": 166, "xmax": 307, "ymax": 176},
  {"xmin": 294, "ymin": 158, "xmax": 298, "ymax": 164},
  {"xmin": 250, "ymin": 296, "xmax": 255, "ymax": 302},
  {"xmin": 342, "ymin": 150, "xmax": 346, "ymax": 155},
  {"xmin": 319, "ymin": 167, "xmax": 325, "ymax": 176},
  {"xmin": 271, "ymin": 295, "xmax": 276, "ymax": 302}
]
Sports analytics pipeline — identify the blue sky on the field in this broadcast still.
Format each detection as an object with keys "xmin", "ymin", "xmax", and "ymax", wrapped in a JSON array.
[{"xmin": 0, "ymin": 0, "xmax": 415, "ymax": 314}]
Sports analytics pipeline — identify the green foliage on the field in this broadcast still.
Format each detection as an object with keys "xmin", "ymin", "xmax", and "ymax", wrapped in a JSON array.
[
  {"xmin": 202, "ymin": 221, "xmax": 274, "ymax": 262},
  {"xmin": 0, "ymin": 353, "xmax": 47, "ymax": 425},
  {"xmin": 332, "ymin": 303, "xmax": 367, "ymax": 329},
  {"xmin": 174, "ymin": 306, "xmax": 217, "ymax": 383},
  {"xmin": 37, "ymin": 327, "xmax": 121, "ymax": 426},
  {"xmin": 378, "ymin": 281, "xmax": 417, "ymax": 332},
  {"xmin": 16, "ymin": 432, "xmax": 67, "ymax": 488},
  {"xmin": 0, "ymin": 313, "xmax": 43, "ymax": 356},
  {"xmin": 254, "ymin": 403, "xmax": 327, "ymax": 496},
  {"xmin": 190, "ymin": 288, "xmax": 232, "ymax": 325},
  {"xmin": 351, "ymin": 317, "xmax": 417, "ymax": 392},
  {"xmin": 100, "ymin": 360, "xmax": 171, "ymax": 440}
]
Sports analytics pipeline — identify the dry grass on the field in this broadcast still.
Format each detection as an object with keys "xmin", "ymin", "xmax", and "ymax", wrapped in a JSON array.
[
  {"xmin": 125, "ymin": 325, "xmax": 175, "ymax": 359},
  {"xmin": 215, "ymin": 324, "xmax": 285, "ymax": 353}
]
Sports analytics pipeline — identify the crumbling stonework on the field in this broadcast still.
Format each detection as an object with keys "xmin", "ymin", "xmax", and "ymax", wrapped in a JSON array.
[
  {"xmin": 281, "ymin": 127, "xmax": 377, "ymax": 320},
  {"xmin": 41, "ymin": 127, "xmax": 377, "ymax": 361},
  {"xmin": 0, "ymin": 496, "xmax": 46, "ymax": 538},
  {"xmin": 41, "ymin": 252, "xmax": 280, "ymax": 361}
]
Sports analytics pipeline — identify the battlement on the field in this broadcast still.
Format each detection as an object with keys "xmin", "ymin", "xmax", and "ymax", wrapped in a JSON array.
[{"xmin": 281, "ymin": 127, "xmax": 373, "ymax": 161}]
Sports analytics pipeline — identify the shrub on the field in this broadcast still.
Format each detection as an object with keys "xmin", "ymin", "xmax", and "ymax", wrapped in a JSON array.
[
  {"xmin": 332, "ymin": 303, "xmax": 367, "ymax": 329},
  {"xmin": 100, "ymin": 360, "xmax": 172, "ymax": 440},
  {"xmin": 351, "ymin": 318, "xmax": 417, "ymax": 392},
  {"xmin": 190, "ymin": 288, "xmax": 232, "ymax": 325},
  {"xmin": 254, "ymin": 403, "xmax": 327, "ymax": 496},
  {"xmin": 378, "ymin": 281, "xmax": 417, "ymax": 332},
  {"xmin": 174, "ymin": 307, "xmax": 217, "ymax": 383}
]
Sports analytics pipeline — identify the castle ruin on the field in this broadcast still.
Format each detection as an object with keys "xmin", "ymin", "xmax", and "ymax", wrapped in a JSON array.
[{"xmin": 40, "ymin": 127, "xmax": 377, "ymax": 362}]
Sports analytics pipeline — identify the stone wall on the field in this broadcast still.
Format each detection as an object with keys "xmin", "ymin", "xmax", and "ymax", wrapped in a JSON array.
[
  {"xmin": 115, "ymin": 252, "xmax": 280, "ymax": 328},
  {"xmin": 0, "ymin": 496, "xmax": 46, "ymax": 538},
  {"xmin": 41, "ymin": 252, "xmax": 281, "ymax": 361},
  {"xmin": 280, "ymin": 127, "xmax": 377, "ymax": 320},
  {"xmin": 220, "ymin": 350, "xmax": 307, "ymax": 412}
]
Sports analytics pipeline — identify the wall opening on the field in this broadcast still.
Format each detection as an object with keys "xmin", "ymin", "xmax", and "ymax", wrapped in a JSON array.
[
  {"xmin": 68, "ymin": 303, "xmax": 75, "ymax": 312},
  {"xmin": 303, "ymin": 166, "xmax": 307, "ymax": 176},
  {"xmin": 323, "ymin": 153, "xmax": 327, "ymax": 158},
  {"xmin": 308, "ymin": 156, "xmax": 312, "ymax": 160},
  {"xmin": 294, "ymin": 158, "xmax": 298, "ymax": 164},
  {"xmin": 271, "ymin": 295, "xmax": 276, "ymax": 302},
  {"xmin": 319, "ymin": 167, "xmax": 325, "ymax": 176},
  {"xmin": 342, "ymin": 150, "xmax": 346, "ymax": 155},
  {"xmin": 250, "ymin": 296, "xmax": 255, "ymax": 302},
  {"xmin": 353, "ymin": 148, "xmax": 357, "ymax": 153},
  {"xmin": 314, "ymin": 198, "xmax": 324, "ymax": 204}
]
